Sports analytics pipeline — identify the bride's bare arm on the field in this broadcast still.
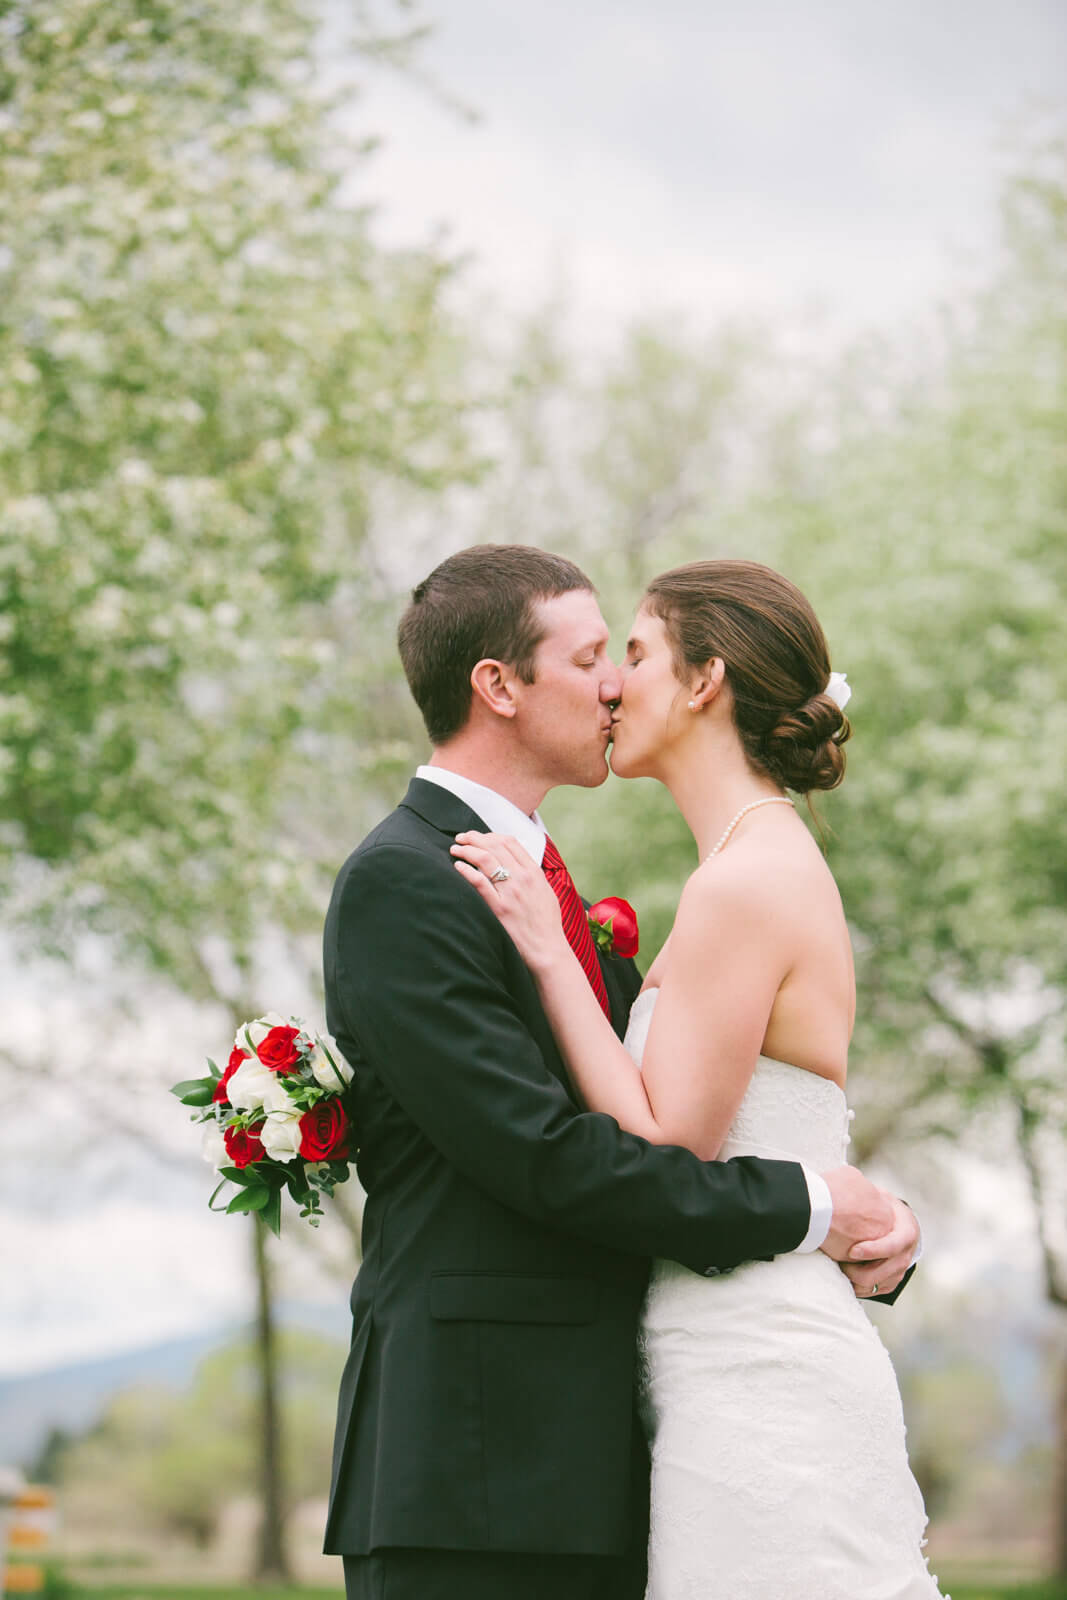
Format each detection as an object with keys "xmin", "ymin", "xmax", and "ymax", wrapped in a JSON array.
[
  {"xmin": 452, "ymin": 831, "xmax": 663, "ymax": 1140},
  {"xmin": 451, "ymin": 830, "xmax": 789, "ymax": 1159},
  {"xmin": 453, "ymin": 829, "xmax": 909, "ymax": 1283}
]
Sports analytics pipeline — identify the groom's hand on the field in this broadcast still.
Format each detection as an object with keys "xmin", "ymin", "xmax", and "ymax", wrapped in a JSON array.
[{"xmin": 818, "ymin": 1165, "xmax": 895, "ymax": 1268}]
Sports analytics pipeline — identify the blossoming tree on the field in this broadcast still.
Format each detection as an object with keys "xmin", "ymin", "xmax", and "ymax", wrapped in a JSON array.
[{"xmin": 0, "ymin": 0, "xmax": 474, "ymax": 1578}]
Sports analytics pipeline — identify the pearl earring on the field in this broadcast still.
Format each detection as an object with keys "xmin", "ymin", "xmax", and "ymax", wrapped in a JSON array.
[{"xmin": 688, "ymin": 701, "xmax": 697, "ymax": 710}]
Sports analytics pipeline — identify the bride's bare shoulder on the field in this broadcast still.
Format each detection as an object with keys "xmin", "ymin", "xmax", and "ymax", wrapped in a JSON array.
[{"xmin": 681, "ymin": 826, "xmax": 839, "ymax": 928}]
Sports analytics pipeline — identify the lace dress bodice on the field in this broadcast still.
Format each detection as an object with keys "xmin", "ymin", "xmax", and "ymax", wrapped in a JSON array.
[{"xmin": 625, "ymin": 986, "xmax": 852, "ymax": 1171}]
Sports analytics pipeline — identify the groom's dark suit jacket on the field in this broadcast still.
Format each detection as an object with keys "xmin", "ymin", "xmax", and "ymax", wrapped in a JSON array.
[{"xmin": 321, "ymin": 777, "xmax": 812, "ymax": 1559}]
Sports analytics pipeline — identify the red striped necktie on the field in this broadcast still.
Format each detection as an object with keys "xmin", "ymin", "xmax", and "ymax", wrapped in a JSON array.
[{"xmin": 541, "ymin": 834, "xmax": 612, "ymax": 1019}]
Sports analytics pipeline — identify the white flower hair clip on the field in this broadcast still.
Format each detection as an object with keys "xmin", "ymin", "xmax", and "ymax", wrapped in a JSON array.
[{"xmin": 825, "ymin": 671, "xmax": 851, "ymax": 711}]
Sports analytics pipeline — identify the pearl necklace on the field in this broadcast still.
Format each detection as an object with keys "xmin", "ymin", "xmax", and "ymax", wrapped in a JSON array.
[{"xmin": 704, "ymin": 797, "xmax": 795, "ymax": 861}]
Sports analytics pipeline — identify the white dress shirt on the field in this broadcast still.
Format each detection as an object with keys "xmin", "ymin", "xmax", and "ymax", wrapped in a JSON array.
[{"xmin": 415, "ymin": 763, "xmax": 832, "ymax": 1253}]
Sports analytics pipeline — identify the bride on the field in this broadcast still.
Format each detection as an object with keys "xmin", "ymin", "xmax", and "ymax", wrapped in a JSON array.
[{"xmin": 452, "ymin": 560, "xmax": 945, "ymax": 1599}]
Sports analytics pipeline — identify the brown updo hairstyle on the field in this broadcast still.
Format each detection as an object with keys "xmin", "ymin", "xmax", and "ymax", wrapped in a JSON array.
[{"xmin": 642, "ymin": 560, "xmax": 850, "ymax": 795}]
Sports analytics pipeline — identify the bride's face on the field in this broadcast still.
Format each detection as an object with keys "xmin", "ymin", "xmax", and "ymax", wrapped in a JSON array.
[{"xmin": 610, "ymin": 608, "xmax": 690, "ymax": 778}]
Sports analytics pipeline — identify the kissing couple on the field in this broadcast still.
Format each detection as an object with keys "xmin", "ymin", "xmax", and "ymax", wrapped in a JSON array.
[{"xmin": 322, "ymin": 545, "xmax": 945, "ymax": 1598}]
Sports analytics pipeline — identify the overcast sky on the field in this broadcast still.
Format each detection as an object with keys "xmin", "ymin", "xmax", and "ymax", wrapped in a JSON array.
[
  {"xmin": 353, "ymin": 0, "xmax": 1065, "ymax": 338},
  {"xmin": 4, "ymin": 0, "xmax": 1065, "ymax": 1383}
]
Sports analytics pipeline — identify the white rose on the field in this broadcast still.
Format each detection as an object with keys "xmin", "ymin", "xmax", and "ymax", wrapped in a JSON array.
[
  {"xmin": 235, "ymin": 1010, "xmax": 288, "ymax": 1056},
  {"xmin": 227, "ymin": 1057, "xmax": 292, "ymax": 1115},
  {"xmin": 201, "ymin": 1123, "xmax": 228, "ymax": 1170},
  {"xmin": 309, "ymin": 1039, "xmax": 353, "ymax": 1090},
  {"xmin": 259, "ymin": 1109, "xmax": 303, "ymax": 1164}
]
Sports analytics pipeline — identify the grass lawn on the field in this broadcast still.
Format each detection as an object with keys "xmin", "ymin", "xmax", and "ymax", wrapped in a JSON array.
[
  {"xmin": 942, "ymin": 1588, "xmax": 1067, "ymax": 1600},
  {"xmin": 71, "ymin": 1588, "xmax": 342, "ymax": 1600},
  {"xmin": 939, "ymin": 1585, "xmax": 1067, "ymax": 1600},
  {"xmin": 68, "ymin": 1580, "xmax": 1067, "ymax": 1600}
]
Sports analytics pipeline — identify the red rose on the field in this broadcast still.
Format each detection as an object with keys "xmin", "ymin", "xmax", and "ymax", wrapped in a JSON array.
[
  {"xmin": 223, "ymin": 1122, "xmax": 266, "ymax": 1169},
  {"xmin": 299, "ymin": 1099, "xmax": 350, "ymax": 1162},
  {"xmin": 256, "ymin": 1025, "xmax": 302, "ymax": 1075},
  {"xmin": 587, "ymin": 896, "xmax": 640, "ymax": 959},
  {"xmin": 213, "ymin": 1046, "xmax": 249, "ymax": 1106}
]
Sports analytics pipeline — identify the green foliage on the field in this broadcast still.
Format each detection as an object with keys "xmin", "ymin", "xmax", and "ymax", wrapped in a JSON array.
[
  {"xmin": 754, "ymin": 135, "xmax": 1067, "ymax": 1215},
  {"xmin": 900, "ymin": 1357, "xmax": 1011, "ymax": 1521},
  {"xmin": 3, "ymin": 1564, "xmax": 78, "ymax": 1600},
  {"xmin": 0, "ymin": 0, "xmax": 475, "ymax": 993},
  {"xmin": 54, "ymin": 1330, "xmax": 345, "ymax": 1549}
]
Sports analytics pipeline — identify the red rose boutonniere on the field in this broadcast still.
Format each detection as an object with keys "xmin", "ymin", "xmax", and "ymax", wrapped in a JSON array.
[{"xmin": 587, "ymin": 897, "xmax": 639, "ymax": 959}]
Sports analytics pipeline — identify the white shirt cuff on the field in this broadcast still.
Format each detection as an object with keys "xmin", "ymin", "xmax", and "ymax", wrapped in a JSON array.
[{"xmin": 793, "ymin": 1167, "xmax": 832, "ymax": 1253}]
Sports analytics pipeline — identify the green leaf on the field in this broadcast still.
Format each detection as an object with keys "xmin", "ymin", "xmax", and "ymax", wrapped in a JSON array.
[
  {"xmin": 171, "ymin": 1077, "xmax": 217, "ymax": 1106},
  {"xmin": 226, "ymin": 1186, "xmax": 269, "ymax": 1215},
  {"xmin": 285, "ymin": 1169, "xmax": 313, "ymax": 1203},
  {"xmin": 218, "ymin": 1164, "xmax": 263, "ymax": 1188},
  {"xmin": 261, "ymin": 1187, "xmax": 283, "ymax": 1237},
  {"xmin": 320, "ymin": 1043, "xmax": 352, "ymax": 1091}
]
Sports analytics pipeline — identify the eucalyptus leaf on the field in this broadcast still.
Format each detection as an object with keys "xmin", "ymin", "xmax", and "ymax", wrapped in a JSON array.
[{"xmin": 207, "ymin": 1177, "xmax": 234, "ymax": 1213}]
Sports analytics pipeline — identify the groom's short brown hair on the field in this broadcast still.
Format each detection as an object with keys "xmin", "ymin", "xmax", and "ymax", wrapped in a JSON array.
[{"xmin": 398, "ymin": 544, "xmax": 593, "ymax": 745}]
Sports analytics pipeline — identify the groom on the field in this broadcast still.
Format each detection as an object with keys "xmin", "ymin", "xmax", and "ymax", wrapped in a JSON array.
[{"xmin": 323, "ymin": 544, "xmax": 918, "ymax": 1600}]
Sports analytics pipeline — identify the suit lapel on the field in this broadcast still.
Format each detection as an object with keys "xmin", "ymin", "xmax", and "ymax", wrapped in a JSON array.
[{"xmin": 399, "ymin": 775, "xmax": 491, "ymax": 841}]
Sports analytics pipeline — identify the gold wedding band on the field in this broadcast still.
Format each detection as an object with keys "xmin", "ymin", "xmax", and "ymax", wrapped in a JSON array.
[{"xmin": 489, "ymin": 865, "xmax": 510, "ymax": 884}]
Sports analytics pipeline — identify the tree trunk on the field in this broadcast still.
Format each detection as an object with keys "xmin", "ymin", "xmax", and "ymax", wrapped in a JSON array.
[
  {"xmin": 251, "ymin": 1214, "xmax": 292, "ymax": 1584},
  {"xmin": 1054, "ymin": 1333, "xmax": 1067, "ymax": 1579}
]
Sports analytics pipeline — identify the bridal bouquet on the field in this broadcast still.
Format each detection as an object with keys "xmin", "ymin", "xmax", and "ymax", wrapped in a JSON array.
[{"xmin": 172, "ymin": 1013, "xmax": 355, "ymax": 1234}]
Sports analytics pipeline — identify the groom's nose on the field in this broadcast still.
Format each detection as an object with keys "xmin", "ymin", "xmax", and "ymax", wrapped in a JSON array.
[{"xmin": 600, "ymin": 661, "xmax": 623, "ymax": 703}]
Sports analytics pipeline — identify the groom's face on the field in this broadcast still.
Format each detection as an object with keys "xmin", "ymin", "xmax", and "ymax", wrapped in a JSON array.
[{"xmin": 514, "ymin": 590, "xmax": 622, "ymax": 790}]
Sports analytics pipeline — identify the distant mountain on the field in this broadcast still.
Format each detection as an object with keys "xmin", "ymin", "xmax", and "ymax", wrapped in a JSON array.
[{"xmin": 0, "ymin": 1301, "xmax": 349, "ymax": 1471}]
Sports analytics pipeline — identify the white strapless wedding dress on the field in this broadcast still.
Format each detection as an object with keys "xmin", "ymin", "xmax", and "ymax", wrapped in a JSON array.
[{"xmin": 625, "ymin": 989, "xmax": 945, "ymax": 1600}]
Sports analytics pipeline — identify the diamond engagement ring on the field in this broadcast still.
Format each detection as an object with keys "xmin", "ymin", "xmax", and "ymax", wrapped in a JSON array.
[{"xmin": 489, "ymin": 865, "xmax": 510, "ymax": 884}]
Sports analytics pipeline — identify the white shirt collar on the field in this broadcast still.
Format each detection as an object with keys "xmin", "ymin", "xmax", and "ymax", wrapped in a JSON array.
[{"xmin": 415, "ymin": 765, "xmax": 547, "ymax": 866}]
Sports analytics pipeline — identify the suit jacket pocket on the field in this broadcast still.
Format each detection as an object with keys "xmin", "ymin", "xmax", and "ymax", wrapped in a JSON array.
[{"xmin": 430, "ymin": 1272, "xmax": 598, "ymax": 1324}]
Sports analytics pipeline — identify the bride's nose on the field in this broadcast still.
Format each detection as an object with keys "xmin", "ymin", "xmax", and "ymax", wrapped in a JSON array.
[{"xmin": 600, "ymin": 663, "xmax": 623, "ymax": 703}]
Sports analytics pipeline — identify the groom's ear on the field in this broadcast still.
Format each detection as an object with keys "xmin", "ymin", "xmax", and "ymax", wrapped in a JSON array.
[
  {"xmin": 689, "ymin": 656, "xmax": 726, "ymax": 711},
  {"xmin": 470, "ymin": 657, "xmax": 519, "ymax": 719}
]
